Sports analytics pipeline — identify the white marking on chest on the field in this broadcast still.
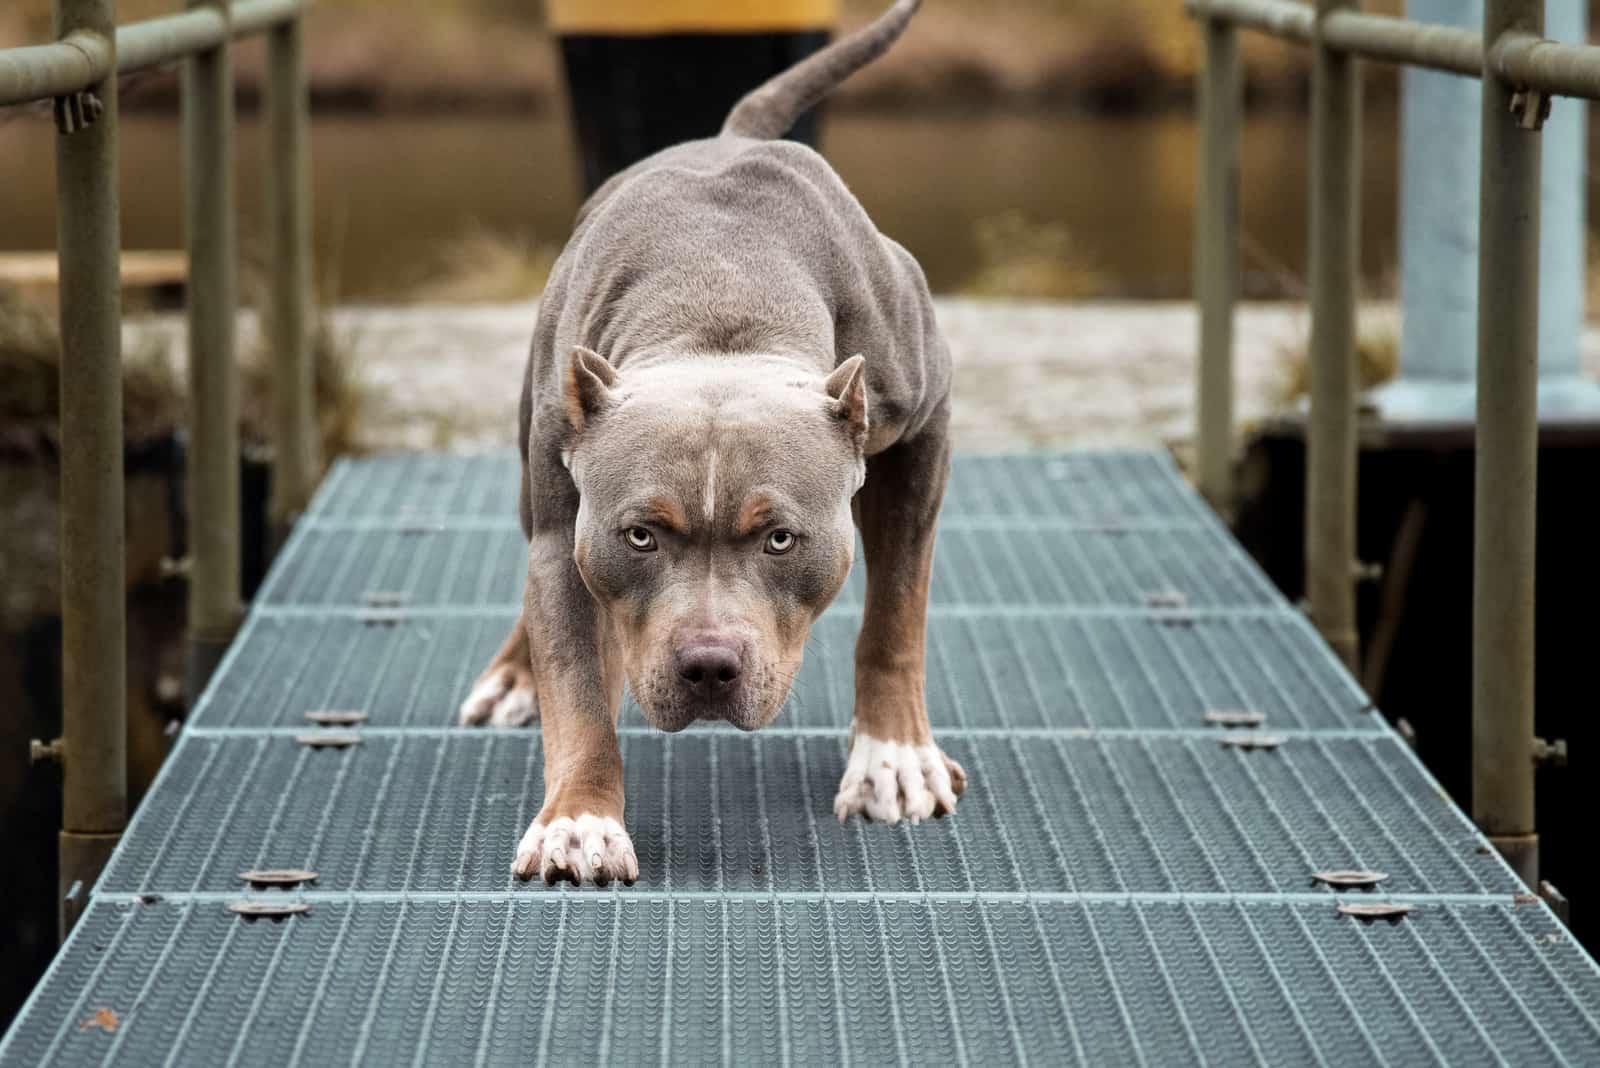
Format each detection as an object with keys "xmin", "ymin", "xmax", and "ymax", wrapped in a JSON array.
[{"xmin": 703, "ymin": 448, "xmax": 718, "ymax": 523}]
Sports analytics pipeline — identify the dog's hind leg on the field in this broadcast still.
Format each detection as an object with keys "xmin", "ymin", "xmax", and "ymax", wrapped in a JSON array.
[
  {"xmin": 458, "ymin": 610, "xmax": 538, "ymax": 726},
  {"xmin": 834, "ymin": 401, "xmax": 967, "ymax": 824}
]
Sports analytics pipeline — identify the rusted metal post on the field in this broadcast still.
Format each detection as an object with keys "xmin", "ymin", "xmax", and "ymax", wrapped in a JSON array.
[
  {"xmin": 53, "ymin": 0, "xmax": 125, "ymax": 939},
  {"xmin": 183, "ymin": 0, "xmax": 240, "ymax": 703},
  {"xmin": 1194, "ymin": 13, "xmax": 1241, "ymax": 515},
  {"xmin": 1305, "ymin": 0, "xmax": 1362, "ymax": 670},
  {"xmin": 1473, "ymin": 0, "xmax": 1543, "ymax": 888},
  {"xmin": 265, "ymin": 12, "xmax": 316, "ymax": 547}
]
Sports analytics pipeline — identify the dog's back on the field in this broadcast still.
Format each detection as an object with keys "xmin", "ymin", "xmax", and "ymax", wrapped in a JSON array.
[{"xmin": 526, "ymin": 0, "xmax": 946, "ymax": 468}]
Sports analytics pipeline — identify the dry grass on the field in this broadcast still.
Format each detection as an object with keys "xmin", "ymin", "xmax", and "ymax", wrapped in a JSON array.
[
  {"xmin": 0, "ymin": 292, "xmax": 367, "ymax": 459},
  {"xmin": 234, "ymin": 246, "xmax": 370, "ymax": 458},
  {"xmin": 0, "ymin": 295, "xmax": 182, "ymax": 451},
  {"xmin": 238, "ymin": 322, "xmax": 369, "ymax": 460},
  {"xmin": 285, "ymin": 6, "xmax": 555, "ymax": 112},
  {"xmin": 961, "ymin": 212, "xmax": 1105, "ymax": 300},
  {"xmin": 1274, "ymin": 317, "xmax": 1401, "ymax": 407},
  {"xmin": 408, "ymin": 228, "xmax": 558, "ymax": 304}
]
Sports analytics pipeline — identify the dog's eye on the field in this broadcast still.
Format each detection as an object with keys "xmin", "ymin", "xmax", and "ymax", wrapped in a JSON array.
[
  {"xmin": 624, "ymin": 527, "xmax": 657, "ymax": 551},
  {"xmin": 765, "ymin": 530, "xmax": 796, "ymax": 555}
]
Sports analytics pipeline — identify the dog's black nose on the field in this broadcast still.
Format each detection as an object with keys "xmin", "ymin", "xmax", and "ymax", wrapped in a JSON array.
[{"xmin": 674, "ymin": 642, "xmax": 742, "ymax": 697}]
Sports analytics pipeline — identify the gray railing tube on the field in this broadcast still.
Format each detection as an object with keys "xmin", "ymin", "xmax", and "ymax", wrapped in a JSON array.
[
  {"xmin": 1194, "ymin": 15, "xmax": 1240, "ymax": 514},
  {"xmin": 116, "ymin": 8, "xmax": 226, "ymax": 73},
  {"xmin": 114, "ymin": 0, "xmax": 297, "ymax": 76},
  {"xmin": 1185, "ymin": 0, "xmax": 1315, "ymax": 43},
  {"xmin": 266, "ymin": 15, "xmax": 317, "ymax": 543},
  {"xmin": 53, "ymin": 0, "xmax": 125, "ymax": 938},
  {"xmin": 1473, "ymin": 0, "xmax": 1543, "ymax": 888},
  {"xmin": 0, "ymin": 31, "xmax": 112, "ymax": 105},
  {"xmin": 1321, "ymin": 10, "xmax": 1482, "ymax": 77},
  {"xmin": 1496, "ymin": 29, "xmax": 1600, "ymax": 100},
  {"xmin": 231, "ymin": 0, "xmax": 300, "ymax": 36},
  {"xmin": 1305, "ymin": 0, "xmax": 1362, "ymax": 671},
  {"xmin": 182, "ymin": 0, "xmax": 242, "ymax": 702}
]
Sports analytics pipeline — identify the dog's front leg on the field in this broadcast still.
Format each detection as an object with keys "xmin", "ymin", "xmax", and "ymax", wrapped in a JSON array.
[
  {"xmin": 510, "ymin": 530, "xmax": 638, "ymax": 885},
  {"xmin": 458, "ymin": 610, "xmax": 537, "ymax": 726},
  {"xmin": 835, "ymin": 405, "xmax": 967, "ymax": 823}
]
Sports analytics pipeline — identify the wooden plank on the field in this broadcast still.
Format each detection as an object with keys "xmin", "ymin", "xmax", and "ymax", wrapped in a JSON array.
[{"xmin": 0, "ymin": 250, "xmax": 187, "ymax": 290}]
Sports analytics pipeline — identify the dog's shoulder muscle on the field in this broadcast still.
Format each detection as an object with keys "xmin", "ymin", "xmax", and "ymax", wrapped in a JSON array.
[{"xmin": 522, "ymin": 135, "xmax": 949, "ymax": 509}]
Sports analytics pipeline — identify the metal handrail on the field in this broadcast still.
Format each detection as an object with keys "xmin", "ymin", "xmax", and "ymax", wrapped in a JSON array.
[
  {"xmin": 116, "ymin": 8, "xmax": 227, "ymax": 73},
  {"xmin": 1187, "ymin": 0, "xmax": 1314, "ymax": 42},
  {"xmin": 0, "ymin": 32, "xmax": 112, "ymax": 105},
  {"xmin": 1186, "ymin": 0, "xmax": 1594, "ymax": 889},
  {"xmin": 1321, "ymin": 11, "xmax": 1481, "ymax": 76},
  {"xmin": 0, "ymin": 0, "xmax": 299, "ymax": 104},
  {"xmin": 1, "ymin": 0, "xmax": 315, "ymax": 937},
  {"xmin": 1496, "ymin": 31, "xmax": 1600, "ymax": 97}
]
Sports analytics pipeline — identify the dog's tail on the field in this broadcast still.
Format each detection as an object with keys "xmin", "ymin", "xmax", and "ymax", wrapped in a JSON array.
[{"xmin": 721, "ymin": 0, "xmax": 921, "ymax": 140}]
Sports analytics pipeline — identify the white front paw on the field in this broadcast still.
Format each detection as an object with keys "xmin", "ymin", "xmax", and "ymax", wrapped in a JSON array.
[
  {"xmin": 458, "ymin": 668, "xmax": 537, "ymax": 727},
  {"xmin": 512, "ymin": 813, "xmax": 638, "ymax": 885},
  {"xmin": 833, "ymin": 734, "xmax": 965, "ymax": 824}
]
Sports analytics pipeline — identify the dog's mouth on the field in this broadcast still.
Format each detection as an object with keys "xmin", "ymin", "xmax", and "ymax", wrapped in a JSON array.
[{"xmin": 631, "ymin": 661, "xmax": 794, "ymax": 734}]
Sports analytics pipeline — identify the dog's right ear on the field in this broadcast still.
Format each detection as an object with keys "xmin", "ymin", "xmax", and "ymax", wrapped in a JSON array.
[
  {"xmin": 823, "ymin": 354, "xmax": 869, "ymax": 454},
  {"xmin": 564, "ymin": 346, "xmax": 620, "ymax": 432}
]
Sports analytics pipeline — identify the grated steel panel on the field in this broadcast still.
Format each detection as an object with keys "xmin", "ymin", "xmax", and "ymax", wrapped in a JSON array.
[
  {"xmin": 100, "ymin": 733, "xmax": 1515, "ymax": 897},
  {"xmin": 258, "ymin": 525, "xmax": 1282, "ymax": 610},
  {"xmin": 5, "ymin": 898, "xmax": 1596, "ymax": 1068},
  {"xmin": 308, "ymin": 449, "xmax": 1219, "ymax": 527},
  {"xmin": 311, "ymin": 450, "xmax": 522, "ymax": 522},
  {"xmin": 190, "ymin": 610, "xmax": 1368, "ymax": 731},
  {"xmin": 8, "ymin": 448, "xmax": 1598, "ymax": 1067}
]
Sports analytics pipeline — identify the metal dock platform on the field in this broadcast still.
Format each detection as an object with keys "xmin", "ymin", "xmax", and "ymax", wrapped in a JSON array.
[{"xmin": 5, "ymin": 449, "xmax": 1598, "ymax": 1065}]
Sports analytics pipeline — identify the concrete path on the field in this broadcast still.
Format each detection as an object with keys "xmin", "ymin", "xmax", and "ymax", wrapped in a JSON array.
[{"xmin": 134, "ymin": 298, "xmax": 1600, "ymax": 454}]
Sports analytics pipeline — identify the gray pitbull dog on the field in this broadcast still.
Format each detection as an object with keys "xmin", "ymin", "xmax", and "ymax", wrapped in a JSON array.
[{"xmin": 458, "ymin": 0, "xmax": 965, "ymax": 885}]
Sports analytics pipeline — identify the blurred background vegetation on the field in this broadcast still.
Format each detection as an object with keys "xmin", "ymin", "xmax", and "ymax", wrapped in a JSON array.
[{"xmin": 1, "ymin": 0, "xmax": 1404, "ymax": 113}]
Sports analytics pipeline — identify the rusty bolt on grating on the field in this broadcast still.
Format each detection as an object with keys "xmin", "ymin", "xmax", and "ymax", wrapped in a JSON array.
[
  {"xmin": 1312, "ymin": 869, "xmax": 1389, "ymax": 891},
  {"xmin": 1219, "ymin": 732, "xmax": 1287, "ymax": 751},
  {"xmin": 229, "ymin": 900, "xmax": 311, "ymax": 921},
  {"xmin": 294, "ymin": 732, "xmax": 362, "ymax": 750},
  {"xmin": 356, "ymin": 609, "xmax": 409, "ymax": 627},
  {"xmin": 303, "ymin": 710, "xmax": 368, "ymax": 727},
  {"xmin": 1204, "ymin": 709, "xmax": 1266, "ymax": 728},
  {"xmin": 1336, "ymin": 902, "xmax": 1415, "ymax": 921},
  {"xmin": 238, "ymin": 869, "xmax": 319, "ymax": 889}
]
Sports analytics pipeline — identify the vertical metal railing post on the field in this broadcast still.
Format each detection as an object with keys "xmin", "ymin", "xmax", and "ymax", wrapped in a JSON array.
[
  {"xmin": 265, "ymin": 12, "xmax": 316, "ymax": 547},
  {"xmin": 1474, "ymin": 0, "xmax": 1544, "ymax": 887},
  {"xmin": 183, "ymin": 0, "xmax": 240, "ymax": 703},
  {"xmin": 1305, "ymin": 0, "xmax": 1362, "ymax": 671},
  {"xmin": 53, "ymin": 0, "xmax": 125, "ymax": 939},
  {"xmin": 1194, "ymin": 13, "xmax": 1241, "ymax": 515}
]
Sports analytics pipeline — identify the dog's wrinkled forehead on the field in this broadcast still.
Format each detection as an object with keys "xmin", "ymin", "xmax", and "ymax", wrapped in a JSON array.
[{"xmin": 567, "ymin": 359, "xmax": 864, "ymax": 523}]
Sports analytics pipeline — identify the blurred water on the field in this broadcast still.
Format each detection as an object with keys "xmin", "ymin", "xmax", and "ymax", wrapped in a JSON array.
[{"xmin": 0, "ymin": 109, "xmax": 1405, "ymax": 300}]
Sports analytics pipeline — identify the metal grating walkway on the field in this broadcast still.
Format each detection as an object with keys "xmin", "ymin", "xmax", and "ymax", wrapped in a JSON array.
[{"xmin": 5, "ymin": 449, "xmax": 1599, "ymax": 1065}]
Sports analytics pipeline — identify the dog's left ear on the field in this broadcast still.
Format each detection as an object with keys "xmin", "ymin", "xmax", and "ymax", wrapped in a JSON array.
[
  {"xmin": 564, "ymin": 346, "xmax": 620, "ymax": 433},
  {"xmin": 823, "ymin": 355, "xmax": 870, "ymax": 453}
]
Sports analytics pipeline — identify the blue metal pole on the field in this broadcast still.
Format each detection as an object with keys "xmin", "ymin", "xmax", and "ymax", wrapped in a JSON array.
[{"xmin": 1374, "ymin": 0, "xmax": 1596, "ymax": 423}]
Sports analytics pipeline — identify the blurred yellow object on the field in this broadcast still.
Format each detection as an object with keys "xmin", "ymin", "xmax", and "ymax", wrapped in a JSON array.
[{"xmin": 546, "ymin": 0, "xmax": 838, "ymax": 35}]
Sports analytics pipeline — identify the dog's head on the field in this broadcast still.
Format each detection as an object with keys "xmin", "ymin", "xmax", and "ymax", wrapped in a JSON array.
[{"xmin": 561, "ymin": 347, "xmax": 867, "ymax": 732}]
